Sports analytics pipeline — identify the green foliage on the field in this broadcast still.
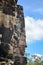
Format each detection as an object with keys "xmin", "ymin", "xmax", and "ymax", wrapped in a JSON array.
[
  {"xmin": 27, "ymin": 62, "xmax": 34, "ymax": 65},
  {"xmin": 27, "ymin": 61, "xmax": 43, "ymax": 65},
  {"xmin": 26, "ymin": 53, "xmax": 43, "ymax": 65}
]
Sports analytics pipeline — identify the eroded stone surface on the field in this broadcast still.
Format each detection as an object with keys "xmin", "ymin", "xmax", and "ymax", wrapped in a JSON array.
[{"xmin": 0, "ymin": 0, "xmax": 27, "ymax": 65}]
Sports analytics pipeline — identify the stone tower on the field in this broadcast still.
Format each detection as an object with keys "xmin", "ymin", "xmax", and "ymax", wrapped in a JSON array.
[{"xmin": 0, "ymin": 0, "xmax": 27, "ymax": 65}]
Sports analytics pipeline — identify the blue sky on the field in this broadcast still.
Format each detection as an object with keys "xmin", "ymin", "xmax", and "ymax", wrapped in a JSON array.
[{"xmin": 18, "ymin": 0, "xmax": 43, "ymax": 56}]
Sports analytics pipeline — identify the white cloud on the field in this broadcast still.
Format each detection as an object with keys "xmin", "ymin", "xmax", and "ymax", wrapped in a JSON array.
[
  {"xmin": 32, "ymin": 54, "xmax": 42, "ymax": 57},
  {"xmin": 25, "ymin": 16, "xmax": 43, "ymax": 42},
  {"xmin": 32, "ymin": 54, "xmax": 43, "ymax": 61}
]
